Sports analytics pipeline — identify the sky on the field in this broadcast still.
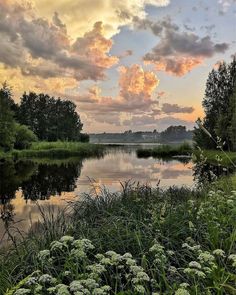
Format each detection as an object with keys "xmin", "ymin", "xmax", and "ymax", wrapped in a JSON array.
[{"xmin": 0, "ymin": 0, "xmax": 236, "ymax": 133}]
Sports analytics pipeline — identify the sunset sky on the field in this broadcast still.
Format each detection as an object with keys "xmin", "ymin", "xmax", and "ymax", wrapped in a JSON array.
[{"xmin": 0, "ymin": 0, "xmax": 236, "ymax": 133}]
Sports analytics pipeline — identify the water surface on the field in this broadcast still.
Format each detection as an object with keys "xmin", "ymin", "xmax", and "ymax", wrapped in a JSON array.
[{"xmin": 0, "ymin": 145, "xmax": 193, "ymax": 244}]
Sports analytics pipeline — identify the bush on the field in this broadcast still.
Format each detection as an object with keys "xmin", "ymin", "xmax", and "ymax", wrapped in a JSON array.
[
  {"xmin": 79, "ymin": 133, "xmax": 90, "ymax": 142},
  {"xmin": 14, "ymin": 124, "xmax": 37, "ymax": 150}
]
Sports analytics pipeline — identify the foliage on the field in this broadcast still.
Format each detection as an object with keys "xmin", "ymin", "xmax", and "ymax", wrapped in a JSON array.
[
  {"xmin": 194, "ymin": 58, "xmax": 236, "ymax": 151},
  {"xmin": 17, "ymin": 92, "xmax": 83, "ymax": 141},
  {"xmin": 0, "ymin": 84, "xmax": 16, "ymax": 151},
  {"xmin": 1, "ymin": 180, "xmax": 236, "ymax": 294},
  {"xmin": 14, "ymin": 124, "xmax": 38, "ymax": 150},
  {"xmin": 136, "ymin": 142, "xmax": 192, "ymax": 158},
  {"xmin": 79, "ymin": 133, "xmax": 90, "ymax": 143}
]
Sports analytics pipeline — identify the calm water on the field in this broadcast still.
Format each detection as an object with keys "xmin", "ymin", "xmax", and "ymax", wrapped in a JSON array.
[{"xmin": 0, "ymin": 145, "xmax": 194, "ymax": 245}]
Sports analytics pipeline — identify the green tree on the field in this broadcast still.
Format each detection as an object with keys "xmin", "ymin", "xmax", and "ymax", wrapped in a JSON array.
[
  {"xmin": 0, "ymin": 84, "xmax": 16, "ymax": 151},
  {"xmin": 17, "ymin": 93, "xmax": 83, "ymax": 141},
  {"xmin": 194, "ymin": 58, "xmax": 236, "ymax": 151}
]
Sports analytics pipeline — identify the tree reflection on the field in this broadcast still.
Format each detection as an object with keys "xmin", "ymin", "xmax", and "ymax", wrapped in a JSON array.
[{"xmin": 0, "ymin": 159, "xmax": 83, "ymax": 218}]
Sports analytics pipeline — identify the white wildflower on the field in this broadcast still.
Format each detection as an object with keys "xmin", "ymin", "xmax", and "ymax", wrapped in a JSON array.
[
  {"xmin": 38, "ymin": 249, "xmax": 50, "ymax": 261},
  {"xmin": 213, "ymin": 249, "xmax": 225, "ymax": 257},
  {"xmin": 39, "ymin": 274, "xmax": 56, "ymax": 285},
  {"xmin": 134, "ymin": 284, "xmax": 145, "ymax": 294},
  {"xmin": 228, "ymin": 254, "xmax": 236, "ymax": 267},
  {"xmin": 175, "ymin": 288, "xmax": 190, "ymax": 295},
  {"xmin": 60, "ymin": 236, "xmax": 74, "ymax": 244},
  {"xmin": 14, "ymin": 289, "xmax": 31, "ymax": 295},
  {"xmin": 189, "ymin": 261, "xmax": 202, "ymax": 269}
]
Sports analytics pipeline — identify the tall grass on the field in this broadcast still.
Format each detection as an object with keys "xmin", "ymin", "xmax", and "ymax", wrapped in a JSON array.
[
  {"xmin": 7, "ymin": 141, "xmax": 105, "ymax": 159},
  {"xmin": 1, "ymin": 179, "xmax": 236, "ymax": 294},
  {"xmin": 136, "ymin": 142, "xmax": 192, "ymax": 158}
]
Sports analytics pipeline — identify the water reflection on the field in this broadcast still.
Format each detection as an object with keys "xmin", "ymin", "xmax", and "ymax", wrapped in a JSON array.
[{"xmin": 0, "ymin": 146, "xmax": 195, "ymax": 244}]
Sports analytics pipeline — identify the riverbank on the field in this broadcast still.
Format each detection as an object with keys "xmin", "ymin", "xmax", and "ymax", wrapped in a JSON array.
[
  {"xmin": 193, "ymin": 149, "xmax": 236, "ymax": 167},
  {"xmin": 0, "ymin": 142, "xmax": 105, "ymax": 160},
  {"xmin": 1, "ymin": 177, "xmax": 236, "ymax": 295}
]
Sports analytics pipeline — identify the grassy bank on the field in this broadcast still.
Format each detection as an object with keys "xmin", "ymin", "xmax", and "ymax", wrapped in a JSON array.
[
  {"xmin": 0, "ymin": 141, "xmax": 105, "ymax": 160},
  {"xmin": 193, "ymin": 149, "xmax": 236, "ymax": 167},
  {"xmin": 1, "ymin": 179, "xmax": 236, "ymax": 294},
  {"xmin": 136, "ymin": 142, "xmax": 192, "ymax": 158}
]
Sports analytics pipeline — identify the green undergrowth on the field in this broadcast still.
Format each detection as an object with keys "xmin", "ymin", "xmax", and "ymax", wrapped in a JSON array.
[
  {"xmin": 136, "ymin": 142, "xmax": 192, "ymax": 158},
  {"xmin": 193, "ymin": 149, "xmax": 236, "ymax": 167},
  {"xmin": 0, "ymin": 142, "xmax": 105, "ymax": 160},
  {"xmin": 1, "ymin": 179, "xmax": 236, "ymax": 294}
]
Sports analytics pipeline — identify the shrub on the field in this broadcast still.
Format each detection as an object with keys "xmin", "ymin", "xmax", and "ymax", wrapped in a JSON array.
[{"xmin": 14, "ymin": 124, "xmax": 37, "ymax": 150}]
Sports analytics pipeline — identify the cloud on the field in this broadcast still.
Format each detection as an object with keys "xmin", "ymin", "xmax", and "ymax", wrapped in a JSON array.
[
  {"xmin": 218, "ymin": 0, "xmax": 236, "ymax": 14},
  {"xmin": 34, "ymin": 0, "xmax": 170, "ymax": 38},
  {"xmin": 138, "ymin": 18, "xmax": 229, "ymax": 76},
  {"xmin": 0, "ymin": 1, "xmax": 118, "ymax": 82},
  {"xmin": 69, "ymin": 64, "xmax": 160, "ymax": 125},
  {"xmin": 161, "ymin": 103, "xmax": 194, "ymax": 114}
]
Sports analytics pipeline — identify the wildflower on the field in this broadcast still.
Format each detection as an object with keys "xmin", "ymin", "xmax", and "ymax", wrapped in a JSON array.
[
  {"xmin": 122, "ymin": 252, "xmax": 133, "ymax": 259},
  {"xmin": 175, "ymin": 288, "xmax": 190, "ymax": 295},
  {"xmin": 56, "ymin": 284, "xmax": 70, "ymax": 295},
  {"xmin": 60, "ymin": 235, "xmax": 74, "ymax": 244},
  {"xmin": 167, "ymin": 250, "xmax": 175, "ymax": 256},
  {"xmin": 70, "ymin": 281, "xmax": 83, "ymax": 292},
  {"xmin": 87, "ymin": 263, "xmax": 106, "ymax": 275},
  {"xmin": 198, "ymin": 252, "xmax": 215, "ymax": 264},
  {"xmin": 38, "ymin": 274, "xmax": 56, "ymax": 285},
  {"xmin": 168, "ymin": 266, "xmax": 178, "ymax": 273},
  {"xmin": 213, "ymin": 249, "xmax": 225, "ymax": 257},
  {"xmin": 50, "ymin": 241, "xmax": 65, "ymax": 252},
  {"xmin": 179, "ymin": 283, "xmax": 190, "ymax": 288},
  {"xmin": 93, "ymin": 286, "xmax": 111, "ymax": 295},
  {"xmin": 71, "ymin": 248, "xmax": 87, "ymax": 259},
  {"xmin": 14, "ymin": 289, "xmax": 31, "ymax": 295},
  {"xmin": 25, "ymin": 277, "xmax": 38, "ymax": 286},
  {"xmin": 72, "ymin": 239, "xmax": 95, "ymax": 251},
  {"xmin": 38, "ymin": 249, "xmax": 50, "ymax": 261},
  {"xmin": 183, "ymin": 268, "xmax": 206, "ymax": 279},
  {"xmin": 134, "ymin": 284, "xmax": 146, "ymax": 294},
  {"xmin": 228, "ymin": 254, "xmax": 236, "ymax": 267},
  {"xmin": 189, "ymin": 261, "xmax": 202, "ymax": 269}
]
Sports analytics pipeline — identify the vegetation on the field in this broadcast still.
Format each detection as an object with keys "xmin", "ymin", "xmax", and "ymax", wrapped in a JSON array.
[
  {"xmin": 0, "ymin": 142, "xmax": 105, "ymax": 160},
  {"xmin": 17, "ymin": 92, "xmax": 83, "ymax": 141},
  {"xmin": 194, "ymin": 58, "xmax": 236, "ymax": 151},
  {"xmin": 1, "ymin": 178, "xmax": 236, "ymax": 294},
  {"xmin": 193, "ymin": 149, "xmax": 236, "ymax": 167},
  {"xmin": 136, "ymin": 142, "xmax": 192, "ymax": 158},
  {"xmin": 0, "ymin": 84, "xmax": 91, "ymax": 158}
]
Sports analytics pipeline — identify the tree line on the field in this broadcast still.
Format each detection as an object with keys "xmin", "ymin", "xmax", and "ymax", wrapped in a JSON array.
[
  {"xmin": 0, "ymin": 85, "xmax": 88, "ymax": 152},
  {"xmin": 194, "ymin": 57, "xmax": 236, "ymax": 151}
]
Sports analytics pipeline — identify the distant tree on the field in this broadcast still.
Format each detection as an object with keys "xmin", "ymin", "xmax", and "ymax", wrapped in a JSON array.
[
  {"xmin": 0, "ymin": 84, "xmax": 16, "ymax": 151},
  {"xmin": 14, "ymin": 123, "xmax": 38, "ymax": 150},
  {"xmin": 79, "ymin": 133, "xmax": 90, "ymax": 142},
  {"xmin": 194, "ymin": 58, "xmax": 236, "ymax": 150},
  {"xmin": 17, "ymin": 93, "xmax": 83, "ymax": 141},
  {"xmin": 160, "ymin": 125, "xmax": 191, "ymax": 142}
]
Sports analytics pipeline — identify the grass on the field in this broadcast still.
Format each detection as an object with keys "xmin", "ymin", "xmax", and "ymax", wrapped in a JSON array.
[
  {"xmin": 0, "ymin": 141, "xmax": 105, "ymax": 160},
  {"xmin": 136, "ymin": 142, "xmax": 192, "ymax": 158},
  {"xmin": 193, "ymin": 149, "xmax": 236, "ymax": 167},
  {"xmin": 1, "ymin": 178, "xmax": 236, "ymax": 294}
]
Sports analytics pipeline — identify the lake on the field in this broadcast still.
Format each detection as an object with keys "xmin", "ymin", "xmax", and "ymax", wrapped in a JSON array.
[{"xmin": 0, "ymin": 145, "xmax": 194, "ymax": 245}]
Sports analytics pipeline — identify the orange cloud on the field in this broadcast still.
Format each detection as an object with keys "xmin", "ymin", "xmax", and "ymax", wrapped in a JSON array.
[
  {"xmin": 72, "ymin": 22, "xmax": 118, "ymax": 69},
  {"xmin": 146, "ymin": 56, "xmax": 203, "ymax": 76},
  {"xmin": 119, "ymin": 64, "xmax": 159, "ymax": 98}
]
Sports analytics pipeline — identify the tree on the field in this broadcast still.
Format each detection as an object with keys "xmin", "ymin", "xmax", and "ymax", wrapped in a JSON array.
[
  {"xmin": 17, "ymin": 93, "xmax": 83, "ymax": 141},
  {"xmin": 14, "ymin": 123, "xmax": 38, "ymax": 150},
  {"xmin": 194, "ymin": 58, "xmax": 236, "ymax": 151},
  {"xmin": 0, "ymin": 84, "xmax": 16, "ymax": 151}
]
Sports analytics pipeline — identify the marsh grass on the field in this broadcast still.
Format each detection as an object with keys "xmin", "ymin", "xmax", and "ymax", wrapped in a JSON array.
[
  {"xmin": 1, "ymin": 179, "xmax": 236, "ymax": 294},
  {"xmin": 0, "ymin": 142, "xmax": 105, "ymax": 160},
  {"xmin": 136, "ymin": 142, "xmax": 192, "ymax": 158}
]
